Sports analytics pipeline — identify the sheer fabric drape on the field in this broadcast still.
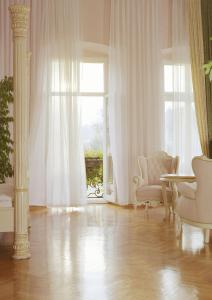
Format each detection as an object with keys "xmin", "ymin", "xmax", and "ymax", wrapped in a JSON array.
[
  {"xmin": 109, "ymin": 0, "xmax": 164, "ymax": 205},
  {"xmin": 164, "ymin": 0, "xmax": 201, "ymax": 174},
  {"xmin": 29, "ymin": 0, "xmax": 86, "ymax": 206}
]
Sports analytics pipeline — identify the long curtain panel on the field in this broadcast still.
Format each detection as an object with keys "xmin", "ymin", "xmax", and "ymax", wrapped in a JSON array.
[
  {"xmin": 186, "ymin": 0, "xmax": 209, "ymax": 156},
  {"xmin": 164, "ymin": 0, "xmax": 201, "ymax": 174},
  {"xmin": 109, "ymin": 0, "xmax": 164, "ymax": 205},
  {"xmin": 29, "ymin": 0, "xmax": 86, "ymax": 206}
]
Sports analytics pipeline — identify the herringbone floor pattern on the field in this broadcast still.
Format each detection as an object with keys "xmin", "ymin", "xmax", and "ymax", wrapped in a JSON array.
[{"xmin": 0, "ymin": 204, "xmax": 212, "ymax": 300}]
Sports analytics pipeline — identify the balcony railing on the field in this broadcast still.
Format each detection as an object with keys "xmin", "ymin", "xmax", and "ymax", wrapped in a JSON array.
[{"xmin": 85, "ymin": 157, "xmax": 103, "ymax": 198}]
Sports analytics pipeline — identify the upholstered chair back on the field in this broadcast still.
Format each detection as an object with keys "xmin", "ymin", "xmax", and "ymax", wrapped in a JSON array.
[
  {"xmin": 192, "ymin": 156, "xmax": 212, "ymax": 223},
  {"xmin": 138, "ymin": 151, "xmax": 179, "ymax": 186}
]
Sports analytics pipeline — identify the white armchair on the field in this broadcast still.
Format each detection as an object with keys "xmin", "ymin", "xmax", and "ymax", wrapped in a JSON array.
[
  {"xmin": 176, "ymin": 156, "xmax": 212, "ymax": 243},
  {"xmin": 133, "ymin": 151, "xmax": 179, "ymax": 212}
]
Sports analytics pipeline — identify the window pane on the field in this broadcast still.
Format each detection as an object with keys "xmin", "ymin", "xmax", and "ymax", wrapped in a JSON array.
[
  {"xmin": 80, "ymin": 96, "xmax": 104, "ymax": 198},
  {"xmin": 164, "ymin": 100, "xmax": 201, "ymax": 173},
  {"xmin": 165, "ymin": 101, "xmax": 185, "ymax": 154},
  {"xmin": 164, "ymin": 64, "xmax": 185, "ymax": 93},
  {"xmin": 80, "ymin": 63, "xmax": 104, "ymax": 93},
  {"xmin": 173, "ymin": 65, "xmax": 185, "ymax": 93},
  {"xmin": 80, "ymin": 96, "xmax": 103, "ymax": 151},
  {"xmin": 164, "ymin": 65, "xmax": 173, "ymax": 92},
  {"xmin": 51, "ymin": 61, "xmax": 69, "ymax": 93}
]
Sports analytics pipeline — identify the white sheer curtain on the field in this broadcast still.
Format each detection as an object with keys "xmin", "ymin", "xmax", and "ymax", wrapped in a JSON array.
[
  {"xmin": 108, "ymin": 0, "xmax": 164, "ymax": 205},
  {"xmin": 29, "ymin": 0, "xmax": 86, "ymax": 206},
  {"xmin": 164, "ymin": 0, "xmax": 201, "ymax": 174}
]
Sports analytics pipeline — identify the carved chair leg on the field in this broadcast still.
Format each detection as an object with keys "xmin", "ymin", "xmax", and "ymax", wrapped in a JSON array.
[
  {"xmin": 204, "ymin": 229, "xmax": 210, "ymax": 244},
  {"xmin": 161, "ymin": 181, "xmax": 169, "ymax": 219},
  {"xmin": 134, "ymin": 202, "xmax": 138, "ymax": 210},
  {"xmin": 171, "ymin": 182, "xmax": 178, "ymax": 215},
  {"xmin": 144, "ymin": 201, "xmax": 150, "ymax": 215},
  {"xmin": 176, "ymin": 215, "xmax": 182, "ymax": 238},
  {"xmin": 134, "ymin": 191, "xmax": 138, "ymax": 210}
]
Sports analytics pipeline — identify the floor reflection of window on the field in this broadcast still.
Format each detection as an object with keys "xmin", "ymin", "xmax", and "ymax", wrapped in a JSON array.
[
  {"xmin": 160, "ymin": 268, "xmax": 198, "ymax": 300},
  {"xmin": 81, "ymin": 236, "xmax": 107, "ymax": 300}
]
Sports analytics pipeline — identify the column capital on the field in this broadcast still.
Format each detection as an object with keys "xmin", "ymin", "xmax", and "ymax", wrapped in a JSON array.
[{"xmin": 9, "ymin": 5, "xmax": 29, "ymax": 38}]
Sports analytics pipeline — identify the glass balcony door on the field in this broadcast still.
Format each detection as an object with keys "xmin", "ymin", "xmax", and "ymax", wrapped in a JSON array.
[{"xmin": 79, "ymin": 60, "xmax": 106, "ymax": 200}]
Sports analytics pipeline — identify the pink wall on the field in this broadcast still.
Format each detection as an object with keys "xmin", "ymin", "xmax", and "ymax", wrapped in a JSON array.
[
  {"xmin": 79, "ymin": 0, "xmax": 111, "ymax": 45},
  {"xmin": 79, "ymin": 0, "xmax": 171, "ymax": 48}
]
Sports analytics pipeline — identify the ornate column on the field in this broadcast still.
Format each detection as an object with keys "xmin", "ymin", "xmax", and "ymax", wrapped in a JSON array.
[{"xmin": 9, "ymin": 5, "xmax": 30, "ymax": 259}]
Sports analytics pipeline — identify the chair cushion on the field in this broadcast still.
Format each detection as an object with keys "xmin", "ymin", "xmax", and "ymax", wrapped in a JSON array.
[
  {"xmin": 177, "ymin": 182, "xmax": 196, "ymax": 200},
  {"xmin": 176, "ymin": 195, "xmax": 197, "ymax": 222},
  {"xmin": 136, "ymin": 185, "xmax": 172, "ymax": 201}
]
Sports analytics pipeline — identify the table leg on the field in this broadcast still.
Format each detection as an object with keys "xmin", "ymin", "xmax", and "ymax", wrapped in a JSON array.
[
  {"xmin": 171, "ymin": 181, "xmax": 178, "ymax": 214},
  {"xmin": 161, "ymin": 181, "xmax": 168, "ymax": 219}
]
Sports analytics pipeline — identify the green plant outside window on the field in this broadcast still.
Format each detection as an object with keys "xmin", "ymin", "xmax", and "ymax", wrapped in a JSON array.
[
  {"xmin": 0, "ymin": 76, "xmax": 14, "ymax": 183},
  {"xmin": 203, "ymin": 37, "xmax": 212, "ymax": 82}
]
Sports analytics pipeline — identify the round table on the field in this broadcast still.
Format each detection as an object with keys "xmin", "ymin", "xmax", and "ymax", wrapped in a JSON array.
[{"xmin": 160, "ymin": 174, "xmax": 196, "ymax": 218}]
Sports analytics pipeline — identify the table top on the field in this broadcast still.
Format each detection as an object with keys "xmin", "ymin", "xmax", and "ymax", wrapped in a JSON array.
[{"xmin": 160, "ymin": 173, "xmax": 196, "ymax": 183}]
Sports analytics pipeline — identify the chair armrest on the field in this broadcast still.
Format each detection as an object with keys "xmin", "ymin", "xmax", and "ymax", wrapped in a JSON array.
[
  {"xmin": 133, "ymin": 176, "xmax": 145, "ymax": 188},
  {"xmin": 177, "ymin": 182, "xmax": 197, "ymax": 200}
]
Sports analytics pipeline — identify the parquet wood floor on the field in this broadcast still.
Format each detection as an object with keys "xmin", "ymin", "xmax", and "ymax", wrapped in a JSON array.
[{"xmin": 1, "ymin": 204, "xmax": 212, "ymax": 300}]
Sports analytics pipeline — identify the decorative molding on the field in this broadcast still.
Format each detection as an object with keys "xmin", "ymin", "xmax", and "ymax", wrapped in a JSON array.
[
  {"xmin": 9, "ymin": 5, "xmax": 29, "ymax": 38},
  {"xmin": 15, "ymin": 188, "xmax": 28, "ymax": 192},
  {"xmin": 80, "ymin": 41, "xmax": 109, "ymax": 56}
]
